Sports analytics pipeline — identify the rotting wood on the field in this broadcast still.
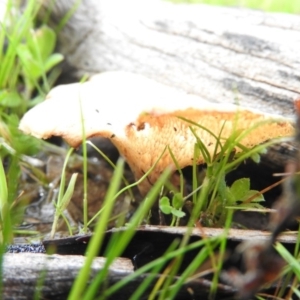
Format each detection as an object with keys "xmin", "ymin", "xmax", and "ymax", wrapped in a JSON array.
[
  {"xmin": 5, "ymin": 224, "xmax": 297, "ymax": 299},
  {"xmin": 39, "ymin": 0, "xmax": 300, "ymax": 118},
  {"xmin": 2, "ymin": 251, "xmax": 237, "ymax": 300},
  {"xmin": 4, "ymin": 226, "xmax": 298, "ymax": 299},
  {"xmin": 130, "ymin": 225, "xmax": 299, "ymax": 244},
  {"xmin": 3, "ymin": 253, "xmax": 133, "ymax": 300}
]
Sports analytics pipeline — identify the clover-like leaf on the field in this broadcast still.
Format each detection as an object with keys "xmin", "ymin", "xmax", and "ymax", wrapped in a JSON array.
[
  {"xmin": 230, "ymin": 178, "xmax": 250, "ymax": 201},
  {"xmin": 172, "ymin": 192, "xmax": 183, "ymax": 210},
  {"xmin": 171, "ymin": 208, "xmax": 186, "ymax": 218},
  {"xmin": 242, "ymin": 190, "xmax": 265, "ymax": 202},
  {"xmin": 29, "ymin": 25, "xmax": 56, "ymax": 61},
  {"xmin": 159, "ymin": 196, "xmax": 172, "ymax": 214}
]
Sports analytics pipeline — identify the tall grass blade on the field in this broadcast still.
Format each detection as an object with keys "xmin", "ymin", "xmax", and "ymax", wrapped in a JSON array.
[{"xmin": 68, "ymin": 158, "xmax": 125, "ymax": 299}]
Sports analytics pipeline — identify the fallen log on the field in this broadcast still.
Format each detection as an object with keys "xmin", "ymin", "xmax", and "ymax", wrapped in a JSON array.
[
  {"xmin": 3, "ymin": 253, "xmax": 133, "ymax": 300},
  {"xmin": 40, "ymin": 0, "xmax": 300, "ymax": 117},
  {"xmin": 4, "ymin": 226, "xmax": 298, "ymax": 299}
]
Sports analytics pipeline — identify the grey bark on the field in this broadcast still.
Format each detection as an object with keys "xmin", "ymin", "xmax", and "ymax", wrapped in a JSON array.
[
  {"xmin": 2, "ymin": 251, "xmax": 232, "ymax": 299},
  {"xmin": 41, "ymin": 0, "xmax": 300, "ymax": 118},
  {"xmin": 2, "ymin": 228, "xmax": 296, "ymax": 299},
  {"xmin": 2, "ymin": 253, "xmax": 133, "ymax": 299}
]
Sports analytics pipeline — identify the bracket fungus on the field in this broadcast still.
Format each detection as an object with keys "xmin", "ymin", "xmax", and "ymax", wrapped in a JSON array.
[{"xmin": 19, "ymin": 71, "xmax": 294, "ymax": 195}]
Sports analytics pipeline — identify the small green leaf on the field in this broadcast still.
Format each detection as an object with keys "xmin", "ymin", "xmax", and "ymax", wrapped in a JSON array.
[
  {"xmin": 230, "ymin": 178, "xmax": 250, "ymax": 200},
  {"xmin": 160, "ymin": 205, "xmax": 172, "ymax": 215},
  {"xmin": 159, "ymin": 196, "xmax": 170, "ymax": 206},
  {"xmin": 29, "ymin": 25, "xmax": 57, "ymax": 61},
  {"xmin": 171, "ymin": 208, "xmax": 186, "ymax": 218},
  {"xmin": 241, "ymin": 190, "xmax": 265, "ymax": 202},
  {"xmin": 17, "ymin": 44, "xmax": 41, "ymax": 79},
  {"xmin": 44, "ymin": 53, "xmax": 64, "ymax": 72},
  {"xmin": 159, "ymin": 196, "xmax": 172, "ymax": 214},
  {"xmin": 0, "ymin": 90, "xmax": 22, "ymax": 108},
  {"xmin": 224, "ymin": 187, "xmax": 235, "ymax": 204},
  {"xmin": 250, "ymin": 152, "xmax": 261, "ymax": 163},
  {"xmin": 6, "ymin": 114, "xmax": 40, "ymax": 155},
  {"xmin": 172, "ymin": 193, "xmax": 183, "ymax": 209}
]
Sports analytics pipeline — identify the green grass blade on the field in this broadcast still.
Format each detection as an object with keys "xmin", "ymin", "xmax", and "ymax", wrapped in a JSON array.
[
  {"xmin": 68, "ymin": 158, "xmax": 125, "ymax": 299},
  {"xmin": 83, "ymin": 168, "xmax": 172, "ymax": 300},
  {"xmin": 131, "ymin": 240, "xmax": 180, "ymax": 300},
  {"xmin": 0, "ymin": 158, "xmax": 8, "ymax": 208},
  {"xmin": 103, "ymin": 237, "xmax": 215, "ymax": 298}
]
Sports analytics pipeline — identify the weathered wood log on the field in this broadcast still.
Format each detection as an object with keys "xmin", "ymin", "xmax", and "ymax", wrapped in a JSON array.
[
  {"xmin": 41, "ymin": 0, "xmax": 300, "ymax": 118},
  {"xmin": 3, "ymin": 253, "xmax": 133, "ymax": 299},
  {"xmin": 4, "ymin": 226, "xmax": 297, "ymax": 299},
  {"xmin": 3, "ymin": 252, "xmax": 238, "ymax": 299}
]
